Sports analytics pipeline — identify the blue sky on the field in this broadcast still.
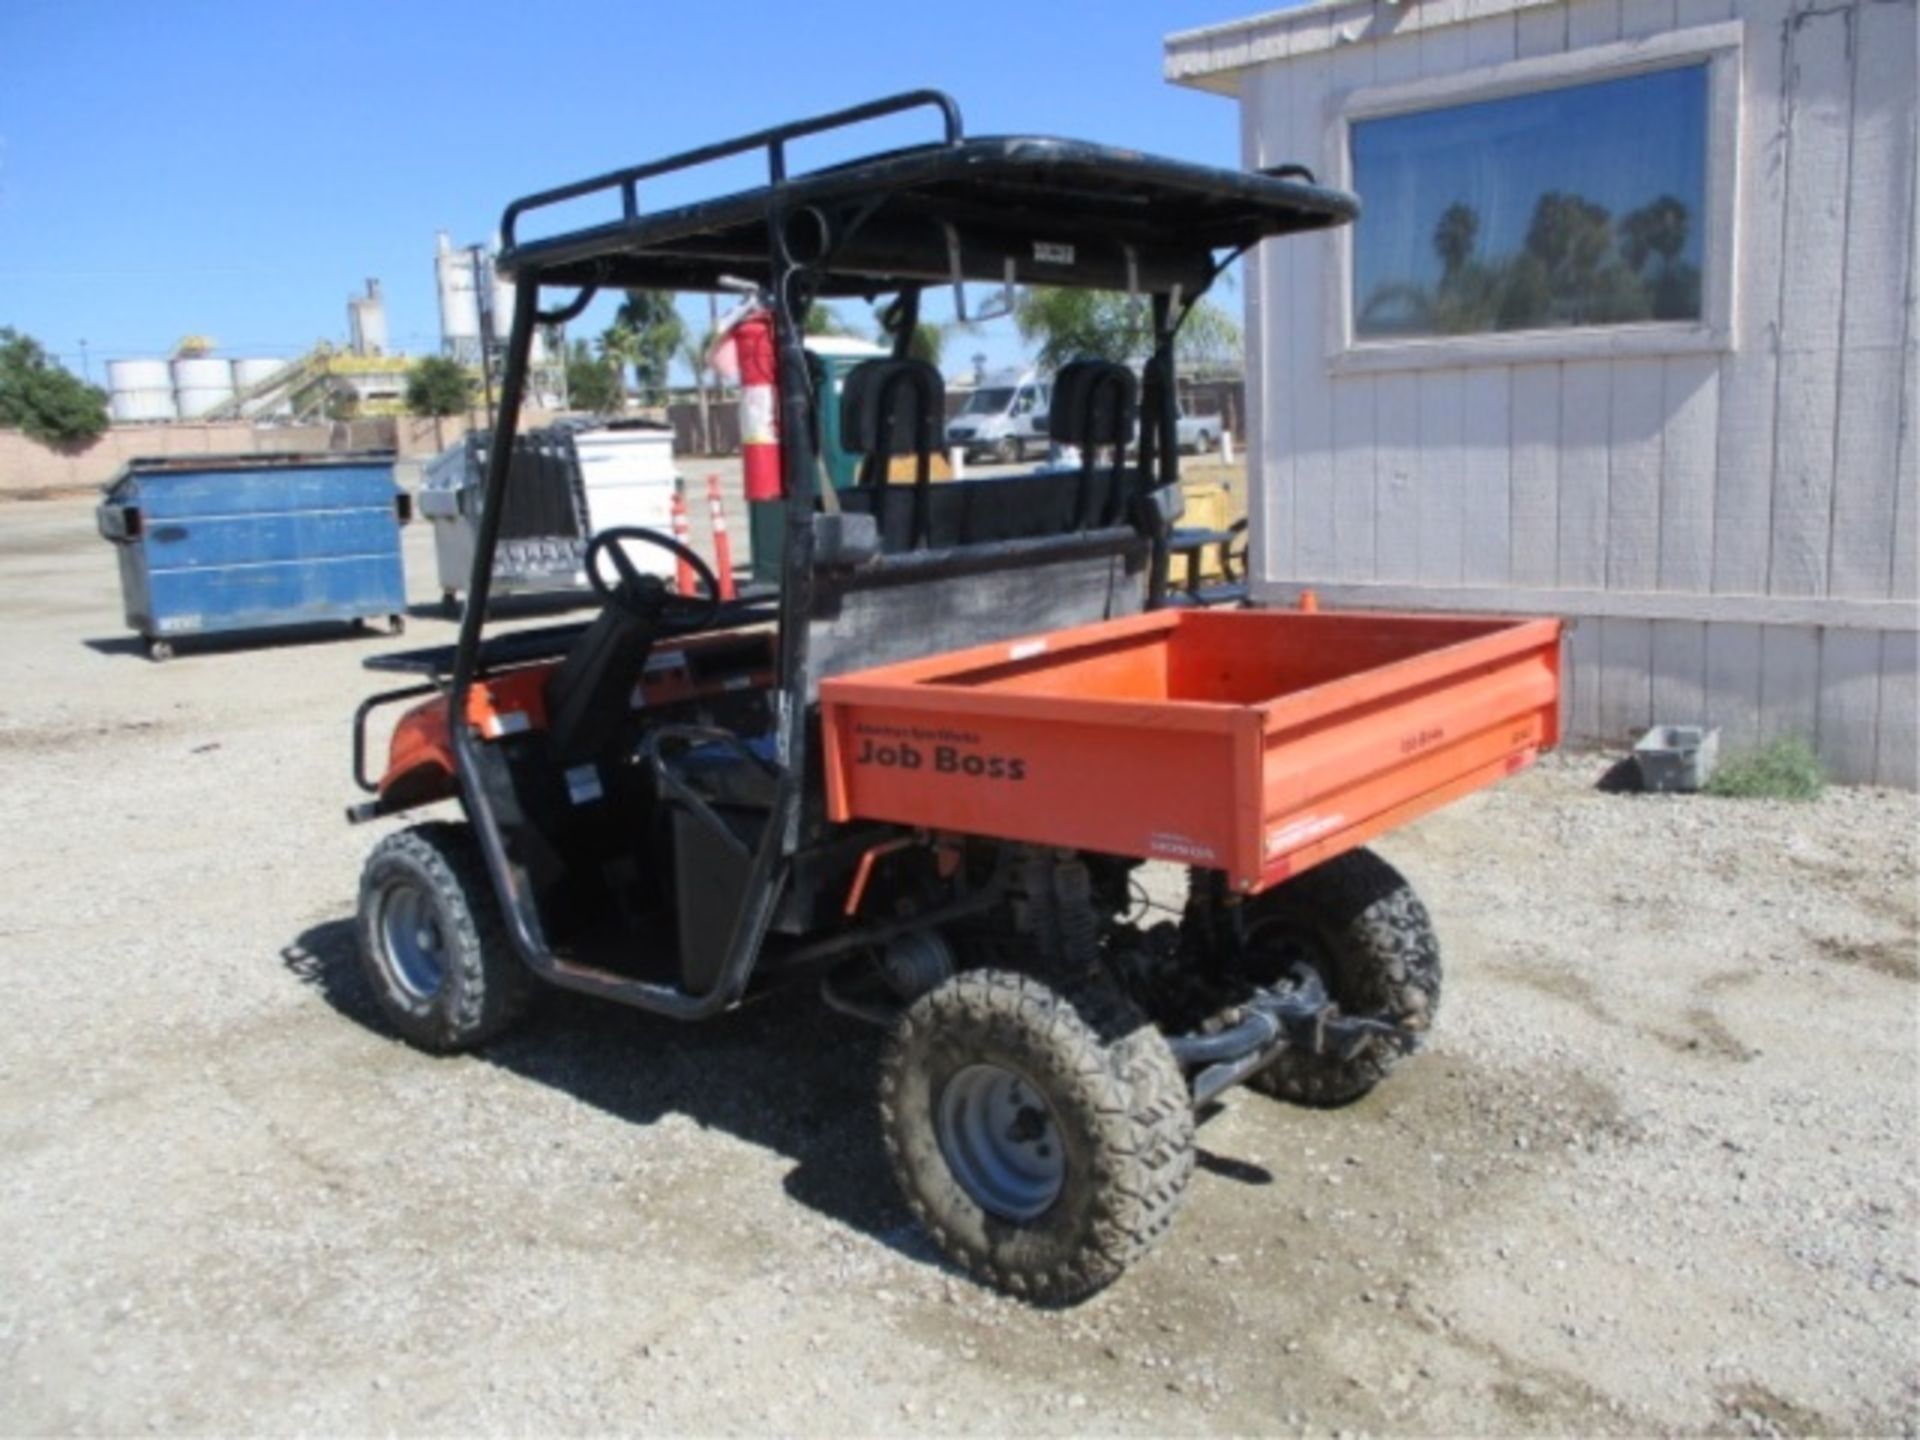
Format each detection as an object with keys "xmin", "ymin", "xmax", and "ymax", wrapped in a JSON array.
[{"xmin": 0, "ymin": 1, "xmax": 1260, "ymax": 381}]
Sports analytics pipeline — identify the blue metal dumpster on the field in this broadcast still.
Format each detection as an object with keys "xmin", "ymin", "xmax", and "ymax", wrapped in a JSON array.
[{"xmin": 96, "ymin": 451, "xmax": 410, "ymax": 659}]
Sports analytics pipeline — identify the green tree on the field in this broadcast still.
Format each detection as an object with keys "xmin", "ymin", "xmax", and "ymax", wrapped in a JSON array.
[
  {"xmin": 1619, "ymin": 195, "xmax": 1700, "ymax": 321},
  {"xmin": 1433, "ymin": 202, "xmax": 1480, "ymax": 279},
  {"xmin": 908, "ymin": 320, "xmax": 944, "ymax": 367},
  {"xmin": 0, "ymin": 328, "xmax": 109, "ymax": 444},
  {"xmin": 677, "ymin": 327, "xmax": 717, "ymax": 452},
  {"xmin": 803, "ymin": 302, "xmax": 859, "ymax": 338},
  {"xmin": 613, "ymin": 290, "xmax": 684, "ymax": 401},
  {"xmin": 1014, "ymin": 288, "xmax": 1148, "ymax": 368},
  {"xmin": 1618, "ymin": 194, "xmax": 1689, "ymax": 272},
  {"xmin": 567, "ymin": 338, "xmax": 623, "ymax": 413},
  {"xmin": 597, "ymin": 324, "xmax": 640, "ymax": 407},
  {"xmin": 1175, "ymin": 298, "xmax": 1241, "ymax": 372},
  {"xmin": 404, "ymin": 355, "xmax": 474, "ymax": 417},
  {"xmin": 1015, "ymin": 289, "xmax": 1240, "ymax": 372}
]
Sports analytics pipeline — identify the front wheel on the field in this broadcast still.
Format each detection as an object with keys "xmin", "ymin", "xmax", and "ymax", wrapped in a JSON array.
[
  {"xmin": 356, "ymin": 822, "xmax": 533, "ymax": 1052},
  {"xmin": 1228, "ymin": 848, "xmax": 1441, "ymax": 1107},
  {"xmin": 880, "ymin": 967, "xmax": 1192, "ymax": 1302}
]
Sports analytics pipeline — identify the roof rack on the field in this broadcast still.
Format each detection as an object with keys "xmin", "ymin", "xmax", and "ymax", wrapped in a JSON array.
[{"xmin": 492, "ymin": 89, "xmax": 1357, "ymax": 298}]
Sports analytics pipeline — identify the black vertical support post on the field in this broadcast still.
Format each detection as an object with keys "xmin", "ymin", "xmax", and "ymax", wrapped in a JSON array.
[
  {"xmin": 451, "ymin": 277, "xmax": 540, "ymax": 720},
  {"xmin": 772, "ymin": 244, "xmax": 819, "ymax": 855},
  {"xmin": 446, "ymin": 274, "xmax": 551, "ymax": 968},
  {"xmin": 1147, "ymin": 291, "xmax": 1179, "ymax": 610},
  {"xmin": 887, "ymin": 286, "xmax": 920, "ymax": 361}
]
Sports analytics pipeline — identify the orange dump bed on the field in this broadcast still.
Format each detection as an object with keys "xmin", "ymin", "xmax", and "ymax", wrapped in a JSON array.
[{"xmin": 820, "ymin": 608, "xmax": 1562, "ymax": 894}]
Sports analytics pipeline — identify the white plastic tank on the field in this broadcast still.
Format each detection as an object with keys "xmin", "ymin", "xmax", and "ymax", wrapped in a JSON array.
[
  {"xmin": 106, "ymin": 358, "xmax": 177, "ymax": 422},
  {"xmin": 435, "ymin": 232, "xmax": 481, "ymax": 362},
  {"xmin": 172, "ymin": 357, "xmax": 235, "ymax": 418}
]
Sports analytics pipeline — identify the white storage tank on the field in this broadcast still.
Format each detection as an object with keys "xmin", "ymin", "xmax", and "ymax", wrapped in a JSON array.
[
  {"xmin": 231, "ymin": 358, "xmax": 289, "ymax": 418},
  {"xmin": 106, "ymin": 359, "xmax": 177, "ymax": 423},
  {"xmin": 435, "ymin": 231, "xmax": 481, "ymax": 363},
  {"xmin": 232, "ymin": 358, "xmax": 285, "ymax": 392},
  {"xmin": 348, "ymin": 278, "xmax": 388, "ymax": 356},
  {"xmin": 172, "ymin": 357, "xmax": 235, "ymax": 418}
]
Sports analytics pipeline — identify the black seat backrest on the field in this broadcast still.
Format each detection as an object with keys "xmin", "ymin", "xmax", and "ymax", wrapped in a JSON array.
[
  {"xmin": 839, "ymin": 358, "xmax": 943, "ymax": 466},
  {"xmin": 1049, "ymin": 360, "xmax": 1138, "ymax": 450},
  {"xmin": 1049, "ymin": 359, "xmax": 1139, "ymax": 529},
  {"xmin": 838, "ymin": 357, "xmax": 945, "ymax": 547},
  {"xmin": 830, "ymin": 356, "xmax": 1149, "ymax": 555}
]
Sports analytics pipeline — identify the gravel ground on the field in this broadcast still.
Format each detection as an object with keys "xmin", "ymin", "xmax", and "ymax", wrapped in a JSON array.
[{"xmin": 1, "ymin": 492, "xmax": 1915, "ymax": 1436}]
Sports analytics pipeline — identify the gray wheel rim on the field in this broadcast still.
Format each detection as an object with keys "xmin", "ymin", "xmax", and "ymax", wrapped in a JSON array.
[
  {"xmin": 377, "ymin": 882, "xmax": 446, "ymax": 1001},
  {"xmin": 935, "ymin": 1063, "xmax": 1065, "ymax": 1222}
]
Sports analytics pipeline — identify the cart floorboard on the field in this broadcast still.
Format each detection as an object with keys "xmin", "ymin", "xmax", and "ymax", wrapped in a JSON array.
[{"xmin": 821, "ymin": 608, "xmax": 1562, "ymax": 892}]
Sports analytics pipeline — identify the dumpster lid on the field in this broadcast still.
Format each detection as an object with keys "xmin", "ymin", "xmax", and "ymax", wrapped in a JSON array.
[{"xmin": 118, "ymin": 449, "xmax": 398, "ymax": 477}]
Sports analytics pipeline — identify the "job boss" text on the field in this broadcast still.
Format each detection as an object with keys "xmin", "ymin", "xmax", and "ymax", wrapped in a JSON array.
[{"xmin": 854, "ymin": 737, "xmax": 1027, "ymax": 782}]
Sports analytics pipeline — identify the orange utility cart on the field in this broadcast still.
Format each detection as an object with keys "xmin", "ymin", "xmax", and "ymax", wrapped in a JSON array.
[{"xmin": 822, "ymin": 607, "xmax": 1562, "ymax": 894}]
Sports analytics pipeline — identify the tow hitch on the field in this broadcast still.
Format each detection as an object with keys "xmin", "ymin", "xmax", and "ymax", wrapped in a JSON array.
[{"xmin": 1165, "ymin": 967, "xmax": 1421, "ymax": 1105}]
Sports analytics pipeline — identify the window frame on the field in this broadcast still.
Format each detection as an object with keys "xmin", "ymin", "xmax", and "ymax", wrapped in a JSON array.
[{"xmin": 1324, "ymin": 21, "xmax": 1744, "ymax": 374}]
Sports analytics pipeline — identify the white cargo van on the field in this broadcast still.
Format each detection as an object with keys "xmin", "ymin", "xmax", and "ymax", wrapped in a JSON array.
[{"xmin": 944, "ymin": 368, "xmax": 1050, "ymax": 464}]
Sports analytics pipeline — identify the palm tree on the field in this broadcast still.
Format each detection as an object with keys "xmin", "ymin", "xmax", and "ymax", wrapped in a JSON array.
[
  {"xmin": 1432, "ymin": 202, "xmax": 1480, "ymax": 279},
  {"xmin": 596, "ymin": 324, "xmax": 639, "ymax": 411},
  {"xmin": 677, "ymin": 328, "xmax": 717, "ymax": 453}
]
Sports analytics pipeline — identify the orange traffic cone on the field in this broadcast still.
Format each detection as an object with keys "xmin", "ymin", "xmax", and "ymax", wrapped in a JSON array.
[
  {"xmin": 706, "ymin": 474, "xmax": 737, "ymax": 601},
  {"xmin": 670, "ymin": 486, "xmax": 697, "ymax": 597}
]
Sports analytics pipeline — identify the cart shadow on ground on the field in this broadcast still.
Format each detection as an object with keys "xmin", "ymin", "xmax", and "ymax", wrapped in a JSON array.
[
  {"xmin": 282, "ymin": 917, "xmax": 1275, "ymax": 1278},
  {"xmin": 282, "ymin": 916, "xmax": 939, "ymax": 1271}
]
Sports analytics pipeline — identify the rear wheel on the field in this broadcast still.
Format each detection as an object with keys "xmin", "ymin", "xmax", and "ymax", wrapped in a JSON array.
[
  {"xmin": 880, "ymin": 967, "xmax": 1192, "ymax": 1302},
  {"xmin": 355, "ymin": 822, "xmax": 533, "ymax": 1052},
  {"xmin": 1231, "ymin": 848, "xmax": 1440, "ymax": 1107}
]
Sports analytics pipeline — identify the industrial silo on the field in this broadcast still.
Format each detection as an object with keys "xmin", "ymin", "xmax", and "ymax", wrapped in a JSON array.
[
  {"xmin": 172, "ymin": 357, "xmax": 235, "ymax": 418},
  {"xmin": 106, "ymin": 359, "xmax": 177, "ymax": 423},
  {"xmin": 348, "ymin": 278, "xmax": 388, "ymax": 356},
  {"xmin": 231, "ymin": 358, "xmax": 289, "ymax": 417},
  {"xmin": 434, "ymin": 232, "xmax": 481, "ymax": 364}
]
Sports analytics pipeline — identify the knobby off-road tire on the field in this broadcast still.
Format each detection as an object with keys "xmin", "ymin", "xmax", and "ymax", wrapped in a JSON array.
[
  {"xmin": 880, "ymin": 967, "xmax": 1193, "ymax": 1302},
  {"xmin": 1236, "ymin": 848, "xmax": 1441, "ymax": 1107},
  {"xmin": 356, "ymin": 822, "xmax": 534, "ymax": 1053}
]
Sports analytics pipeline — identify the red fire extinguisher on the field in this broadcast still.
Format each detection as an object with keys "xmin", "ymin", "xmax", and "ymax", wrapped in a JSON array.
[{"xmin": 734, "ymin": 310, "xmax": 782, "ymax": 502}]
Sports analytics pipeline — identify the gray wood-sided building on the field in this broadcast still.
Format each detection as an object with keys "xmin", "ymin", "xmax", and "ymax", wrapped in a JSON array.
[{"xmin": 1167, "ymin": 0, "xmax": 1916, "ymax": 784}]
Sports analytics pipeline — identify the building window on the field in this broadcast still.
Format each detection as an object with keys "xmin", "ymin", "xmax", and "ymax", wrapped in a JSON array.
[{"xmin": 1328, "ymin": 24, "xmax": 1741, "ymax": 370}]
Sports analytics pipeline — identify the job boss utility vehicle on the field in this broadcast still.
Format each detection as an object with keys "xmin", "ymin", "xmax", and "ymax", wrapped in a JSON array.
[{"xmin": 345, "ymin": 92, "xmax": 1562, "ymax": 1301}]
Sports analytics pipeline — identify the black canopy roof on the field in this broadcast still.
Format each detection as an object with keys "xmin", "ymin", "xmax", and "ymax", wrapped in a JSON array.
[{"xmin": 494, "ymin": 97, "xmax": 1358, "ymax": 299}]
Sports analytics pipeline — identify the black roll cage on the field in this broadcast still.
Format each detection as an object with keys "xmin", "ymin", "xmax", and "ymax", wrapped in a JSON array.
[{"xmin": 443, "ymin": 90, "xmax": 1358, "ymax": 1019}]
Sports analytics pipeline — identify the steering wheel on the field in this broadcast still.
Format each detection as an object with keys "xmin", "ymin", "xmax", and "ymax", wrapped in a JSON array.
[{"xmin": 584, "ymin": 526, "xmax": 723, "ymax": 630}]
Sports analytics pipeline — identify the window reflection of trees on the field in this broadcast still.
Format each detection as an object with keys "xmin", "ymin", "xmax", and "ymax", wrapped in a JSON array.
[{"xmin": 1358, "ymin": 192, "xmax": 1702, "ymax": 338}]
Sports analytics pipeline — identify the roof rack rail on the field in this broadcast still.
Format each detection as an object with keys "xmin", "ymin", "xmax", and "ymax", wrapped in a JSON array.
[{"xmin": 500, "ymin": 90, "xmax": 963, "ymax": 253}]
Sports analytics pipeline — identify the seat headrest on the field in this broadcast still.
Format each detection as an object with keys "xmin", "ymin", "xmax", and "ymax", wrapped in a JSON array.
[
  {"xmin": 1049, "ymin": 360, "xmax": 1138, "ymax": 447},
  {"xmin": 838, "ymin": 358, "xmax": 945, "ymax": 458}
]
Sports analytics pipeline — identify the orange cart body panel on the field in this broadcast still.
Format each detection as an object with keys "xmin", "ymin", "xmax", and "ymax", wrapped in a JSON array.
[{"xmin": 819, "ymin": 608, "xmax": 1562, "ymax": 894}]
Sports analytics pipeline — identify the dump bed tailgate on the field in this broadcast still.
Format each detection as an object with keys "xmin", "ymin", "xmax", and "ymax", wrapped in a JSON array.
[{"xmin": 820, "ymin": 608, "xmax": 1561, "ymax": 893}]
